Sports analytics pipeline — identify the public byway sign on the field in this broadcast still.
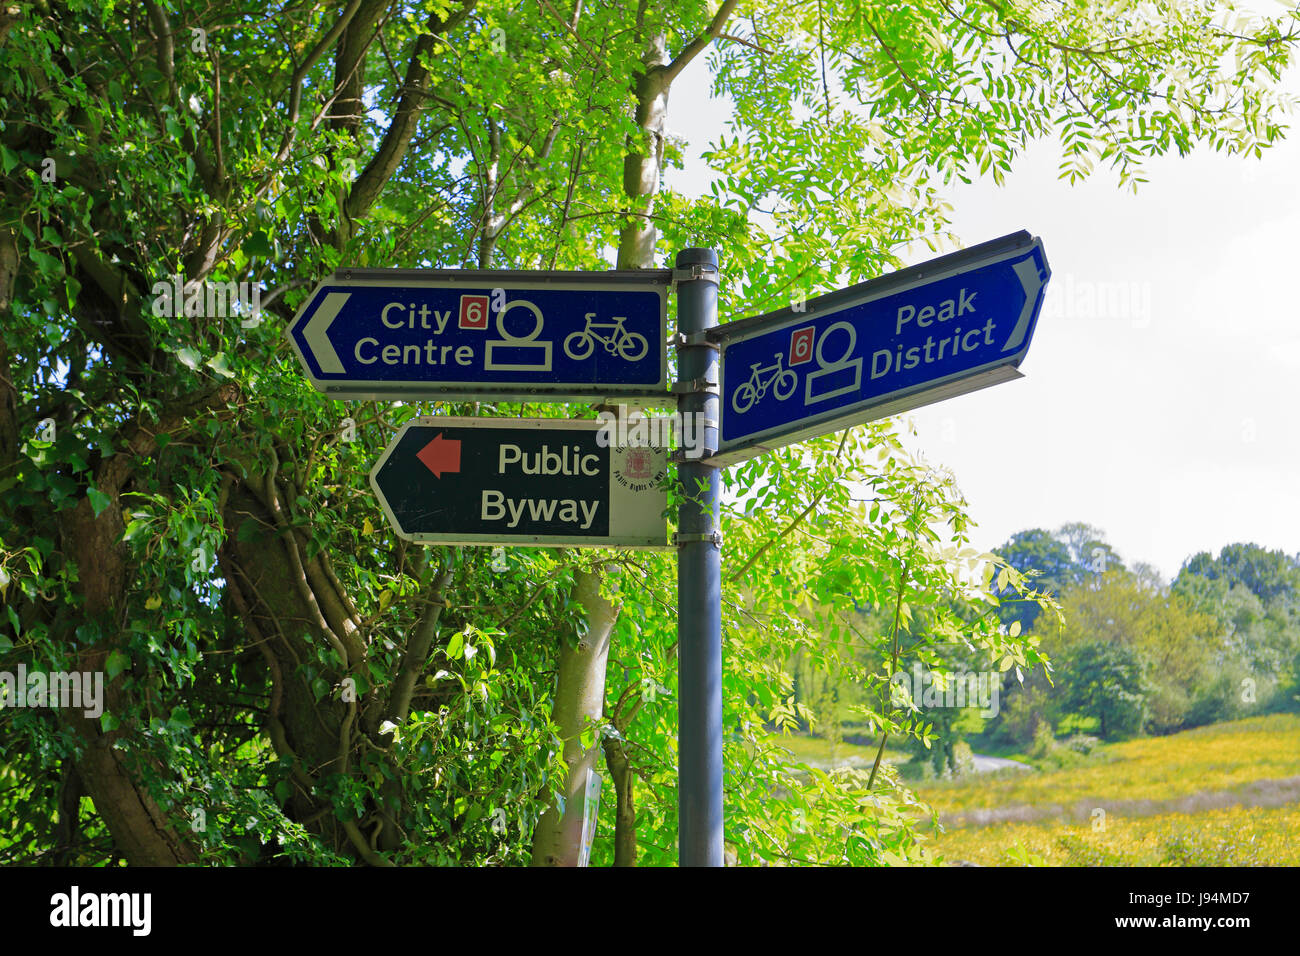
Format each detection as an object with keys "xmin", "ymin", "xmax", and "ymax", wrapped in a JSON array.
[
  {"xmin": 287, "ymin": 268, "xmax": 670, "ymax": 402},
  {"xmin": 711, "ymin": 231, "xmax": 1050, "ymax": 465},
  {"xmin": 369, "ymin": 417, "xmax": 668, "ymax": 548}
]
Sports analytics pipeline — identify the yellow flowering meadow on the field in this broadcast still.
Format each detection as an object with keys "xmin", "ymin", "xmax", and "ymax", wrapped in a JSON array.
[
  {"xmin": 914, "ymin": 715, "xmax": 1300, "ymax": 866},
  {"xmin": 930, "ymin": 803, "xmax": 1300, "ymax": 866},
  {"xmin": 917, "ymin": 714, "xmax": 1300, "ymax": 814}
]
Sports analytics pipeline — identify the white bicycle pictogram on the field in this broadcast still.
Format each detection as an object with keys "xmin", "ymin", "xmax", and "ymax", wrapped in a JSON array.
[
  {"xmin": 563, "ymin": 312, "xmax": 649, "ymax": 362},
  {"xmin": 731, "ymin": 352, "xmax": 797, "ymax": 414}
]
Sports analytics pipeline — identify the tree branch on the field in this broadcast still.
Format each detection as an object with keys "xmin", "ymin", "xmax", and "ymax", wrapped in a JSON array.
[
  {"xmin": 345, "ymin": 0, "xmax": 478, "ymax": 222},
  {"xmin": 661, "ymin": 0, "xmax": 739, "ymax": 86}
]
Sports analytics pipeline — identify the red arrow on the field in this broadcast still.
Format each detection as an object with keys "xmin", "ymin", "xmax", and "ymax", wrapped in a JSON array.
[{"xmin": 417, "ymin": 432, "xmax": 461, "ymax": 478}]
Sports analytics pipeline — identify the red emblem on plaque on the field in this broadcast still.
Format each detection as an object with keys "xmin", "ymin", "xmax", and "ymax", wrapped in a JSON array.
[{"xmin": 625, "ymin": 448, "xmax": 653, "ymax": 479}]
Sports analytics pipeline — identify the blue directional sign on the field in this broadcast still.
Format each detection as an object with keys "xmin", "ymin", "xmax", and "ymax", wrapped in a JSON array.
[
  {"xmin": 286, "ymin": 268, "xmax": 670, "ymax": 401},
  {"xmin": 712, "ymin": 232, "xmax": 1051, "ymax": 465}
]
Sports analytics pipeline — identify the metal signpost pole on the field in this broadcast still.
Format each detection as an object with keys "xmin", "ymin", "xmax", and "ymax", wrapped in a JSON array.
[{"xmin": 674, "ymin": 248, "xmax": 723, "ymax": 867}]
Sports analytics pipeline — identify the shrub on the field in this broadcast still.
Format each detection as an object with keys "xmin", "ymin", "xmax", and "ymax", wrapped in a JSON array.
[
  {"xmin": 1062, "ymin": 734, "xmax": 1100, "ymax": 755},
  {"xmin": 952, "ymin": 741, "xmax": 976, "ymax": 776}
]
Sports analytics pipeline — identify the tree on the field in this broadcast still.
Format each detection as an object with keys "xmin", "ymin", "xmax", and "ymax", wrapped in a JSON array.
[
  {"xmin": 1181, "ymin": 544, "xmax": 1300, "ymax": 606},
  {"xmin": 1175, "ymin": 545, "xmax": 1300, "ymax": 714},
  {"xmin": 992, "ymin": 527, "xmax": 1080, "ymax": 632},
  {"xmin": 1057, "ymin": 522, "xmax": 1125, "ymax": 579},
  {"xmin": 1, "ymin": 0, "xmax": 1295, "ymax": 866},
  {"xmin": 1063, "ymin": 642, "xmax": 1149, "ymax": 739},
  {"xmin": 992, "ymin": 523, "xmax": 1133, "ymax": 633},
  {"xmin": 1034, "ymin": 567, "xmax": 1224, "ymax": 733}
]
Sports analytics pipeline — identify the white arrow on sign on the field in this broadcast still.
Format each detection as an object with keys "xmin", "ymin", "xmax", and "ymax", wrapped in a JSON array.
[
  {"xmin": 1003, "ymin": 258, "xmax": 1046, "ymax": 352},
  {"xmin": 303, "ymin": 292, "xmax": 350, "ymax": 374}
]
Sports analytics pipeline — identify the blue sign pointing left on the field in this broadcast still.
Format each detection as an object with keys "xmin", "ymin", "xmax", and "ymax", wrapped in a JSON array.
[{"xmin": 286, "ymin": 268, "xmax": 670, "ymax": 401}]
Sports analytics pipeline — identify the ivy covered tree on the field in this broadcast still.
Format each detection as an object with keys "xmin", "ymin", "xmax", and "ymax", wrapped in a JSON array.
[{"xmin": 1, "ymin": 0, "xmax": 1296, "ymax": 866}]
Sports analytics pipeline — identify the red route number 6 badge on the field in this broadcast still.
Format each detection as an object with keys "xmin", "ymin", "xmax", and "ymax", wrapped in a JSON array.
[
  {"xmin": 789, "ymin": 326, "xmax": 815, "ymax": 366},
  {"xmin": 459, "ymin": 294, "xmax": 490, "ymax": 330}
]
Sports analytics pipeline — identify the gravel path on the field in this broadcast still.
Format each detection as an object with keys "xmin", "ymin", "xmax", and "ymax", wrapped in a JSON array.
[{"xmin": 969, "ymin": 753, "xmax": 1032, "ymax": 773}]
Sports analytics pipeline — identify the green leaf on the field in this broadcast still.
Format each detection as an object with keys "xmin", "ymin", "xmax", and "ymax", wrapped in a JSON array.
[
  {"xmin": 87, "ymin": 487, "xmax": 112, "ymax": 517},
  {"xmin": 446, "ymin": 630, "xmax": 465, "ymax": 660},
  {"xmin": 106, "ymin": 650, "xmax": 130, "ymax": 679},
  {"xmin": 242, "ymin": 232, "xmax": 274, "ymax": 257},
  {"xmin": 177, "ymin": 347, "xmax": 202, "ymax": 370},
  {"xmin": 205, "ymin": 352, "xmax": 235, "ymax": 378}
]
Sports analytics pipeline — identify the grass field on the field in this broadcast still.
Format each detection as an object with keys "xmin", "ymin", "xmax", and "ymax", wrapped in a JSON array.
[{"xmin": 916, "ymin": 714, "xmax": 1300, "ymax": 866}]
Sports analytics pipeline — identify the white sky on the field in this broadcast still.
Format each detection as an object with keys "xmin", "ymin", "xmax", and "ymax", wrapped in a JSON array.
[{"xmin": 665, "ymin": 43, "xmax": 1300, "ymax": 583}]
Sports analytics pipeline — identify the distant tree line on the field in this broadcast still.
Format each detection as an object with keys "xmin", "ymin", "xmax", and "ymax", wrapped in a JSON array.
[
  {"xmin": 786, "ymin": 525, "xmax": 1300, "ymax": 774},
  {"xmin": 991, "ymin": 527, "xmax": 1300, "ymax": 744}
]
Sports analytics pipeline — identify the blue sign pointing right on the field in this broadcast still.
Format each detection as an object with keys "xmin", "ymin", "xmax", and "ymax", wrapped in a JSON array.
[{"xmin": 712, "ymin": 231, "xmax": 1051, "ymax": 465}]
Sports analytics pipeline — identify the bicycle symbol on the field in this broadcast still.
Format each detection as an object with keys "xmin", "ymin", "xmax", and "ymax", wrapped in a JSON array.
[
  {"xmin": 563, "ymin": 313, "xmax": 649, "ymax": 362},
  {"xmin": 731, "ymin": 352, "xmax": 797, "ymax": 414}
]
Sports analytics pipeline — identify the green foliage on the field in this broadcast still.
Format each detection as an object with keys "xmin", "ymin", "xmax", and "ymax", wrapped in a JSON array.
[
  {"xmin": 991, "ymin": 528, "xmax": 1080, "ymax": 632},
  {"xmin": 1175, "ymin": 544, "xmax": 1300, "ymax": 699},
  {"xmin": 1, "ymin": 0, "xmax": 1296, "ymax": 866},
  {"xmin": 1063, "ymin": 642, "xmax": 1150, "ymax": 739},
  {"xmin": 990, "ymin": 525, "xmax": 1300, "ymax": 744},
  {"xmin": 1025, "ymin": 724, "xmax": 1101, "ymax": 770},
  {"xmin": 1180, "ymin": 543, "xmax": 1300, "ymax": 605},
  {"xmin": 991, "ymin": 522, "xmax": 1126, "ymax": 633}
]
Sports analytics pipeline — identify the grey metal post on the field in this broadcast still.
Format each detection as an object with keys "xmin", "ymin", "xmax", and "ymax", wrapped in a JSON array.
[{"xmin": 673, "ymin": 248, "xmax": 722, "ymax": 867}]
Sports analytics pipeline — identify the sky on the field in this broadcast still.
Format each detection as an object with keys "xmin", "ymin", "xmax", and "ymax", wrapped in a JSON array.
[{"xmin": 664, "ymin": 39, "xmax": 1300, "ymax": 583}]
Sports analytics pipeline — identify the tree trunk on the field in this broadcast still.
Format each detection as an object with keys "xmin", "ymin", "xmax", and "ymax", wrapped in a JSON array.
[
  {"xmin": 530, "ymin": 569, "xmax": 616, "ymax": 865},
  {"xmin": 60, "ymin": 494, "xmax": 199, "ymax": 865},
  {"xmin": 602, "ymin": 732, "xmax": 638, "ymax": 866},
  {"xmin": 616, "ymin": 34, "xmax": 670, "ymax": 270},
  {"xmin": 599, "ymin": 22, "xmax": 673, "ymax": 864}
]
